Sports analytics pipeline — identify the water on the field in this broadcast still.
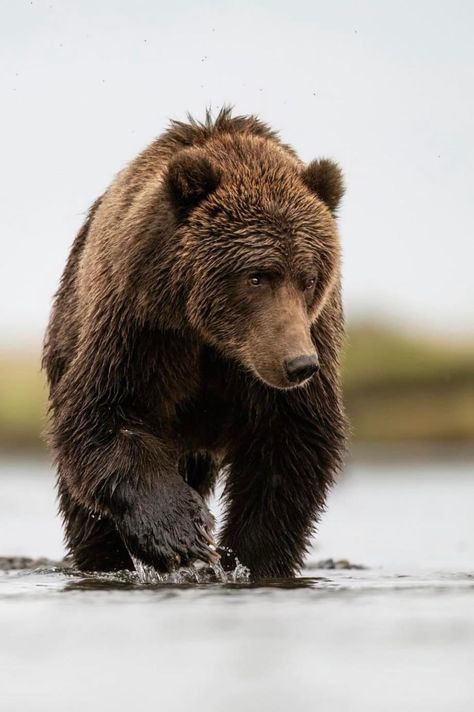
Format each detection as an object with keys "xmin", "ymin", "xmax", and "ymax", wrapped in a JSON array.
[{"xmin": 0, "ymin": 456, "xmax": 473, "ymax": 711}]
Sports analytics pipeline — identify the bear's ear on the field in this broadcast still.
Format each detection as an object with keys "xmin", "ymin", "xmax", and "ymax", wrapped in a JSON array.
[
  {"xmin": 301, "ymin": 159, "xmax": 345, "ymax": 215},
  {"xmin": 165, "ymin": 150, "xmax": 221, "ymax": 216}
]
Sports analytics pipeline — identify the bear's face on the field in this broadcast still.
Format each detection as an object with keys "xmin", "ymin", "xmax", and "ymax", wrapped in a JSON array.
[{"xmin": 167, "ymin": 147, "xmax": 343, "ymax": 390}]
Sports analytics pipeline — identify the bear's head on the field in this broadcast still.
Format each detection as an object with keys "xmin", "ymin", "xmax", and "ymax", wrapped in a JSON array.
[{"xmin": 166, "ymin": 137, "xmax": 344, "ymax": 390}]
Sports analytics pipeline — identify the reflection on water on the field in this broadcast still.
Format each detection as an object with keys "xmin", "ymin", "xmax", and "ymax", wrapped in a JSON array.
[
  {"xmin": 0, "ymin": 457, "xmax": 473, "ymax": 712},
  {"xmin": 0, "ymin": 564, "xmax": 474, "ymax": 602},
  {"xmin": 1, "ymin": 561, "xmax": 473, "ymax": 598}
]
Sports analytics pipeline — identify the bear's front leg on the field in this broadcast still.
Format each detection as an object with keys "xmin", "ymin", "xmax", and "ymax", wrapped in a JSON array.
[
  {"xmin": 219, "ymin": 409, "xmax": 343, "ymax": 578},
  {"xmin": 57, "ymin": 422, "xmax": 218, "ymax": 572},
  {"xmin": 112, "ymin": 455, "xmax": 219, "ymax": 571}
]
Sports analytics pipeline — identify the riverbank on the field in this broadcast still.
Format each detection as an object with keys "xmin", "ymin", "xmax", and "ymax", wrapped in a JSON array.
[{"xmin": 1, "ymin": 324, "xmax": 474, "ymax": 451}]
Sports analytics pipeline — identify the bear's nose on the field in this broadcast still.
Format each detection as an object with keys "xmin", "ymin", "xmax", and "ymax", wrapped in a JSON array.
[{"xmin": 285, "ymin": 354, "xmax": 320, "ymax": 384}]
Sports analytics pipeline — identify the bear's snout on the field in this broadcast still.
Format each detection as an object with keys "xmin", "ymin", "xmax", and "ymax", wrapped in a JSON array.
[{"xmin": 284, "ymin": 354, "xmax": 319, "ymax": 384}]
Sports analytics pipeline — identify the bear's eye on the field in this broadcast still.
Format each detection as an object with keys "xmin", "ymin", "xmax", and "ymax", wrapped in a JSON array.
[
  {"xmin": 304, "ymin": 277, "xmax": 316, "ymax": 291},
  {"xmin": 248, "ymin": 272, "xmax": 266, "ymax": 287}
]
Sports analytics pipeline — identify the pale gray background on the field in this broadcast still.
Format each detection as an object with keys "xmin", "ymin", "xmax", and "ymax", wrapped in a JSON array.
[{"xmin": 2, "ymin": 0, "xmax": 473, "ymax": 345}]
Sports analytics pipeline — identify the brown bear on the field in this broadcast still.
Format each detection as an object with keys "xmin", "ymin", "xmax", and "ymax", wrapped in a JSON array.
[{"xmin": 43, "ymin": 108, "xmax": 347, "ymax": 578}]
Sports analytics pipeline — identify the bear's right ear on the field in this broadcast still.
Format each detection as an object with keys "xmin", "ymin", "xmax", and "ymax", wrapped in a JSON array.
[
  {"xmin": 301, "ymin": 158, "xmax": 344, "ymax": 215},
  {"xmin": 165, "ymin": 150, "xmax": 221, "ymax": 217}
]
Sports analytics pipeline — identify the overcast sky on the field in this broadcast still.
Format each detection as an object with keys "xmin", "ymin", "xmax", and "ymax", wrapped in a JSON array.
[{"xmin": 1, "ymin": 0, "xmax": 473, "ymax": 346}]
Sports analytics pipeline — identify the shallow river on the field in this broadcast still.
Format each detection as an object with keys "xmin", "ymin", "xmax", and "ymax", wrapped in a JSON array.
[{"xmin": 0, "ymin": 457, "xmax": 473, "ymax": 711}]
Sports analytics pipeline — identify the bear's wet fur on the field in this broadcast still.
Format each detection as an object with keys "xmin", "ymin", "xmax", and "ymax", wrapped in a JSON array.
[{"xmin": 43, "ymin": 108, "xmax": 347, "ymax": 577}]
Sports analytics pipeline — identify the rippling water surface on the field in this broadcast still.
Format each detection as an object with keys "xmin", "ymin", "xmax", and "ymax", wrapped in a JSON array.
[{"xmin": 1, "ymin": 457, "xmax": 473, "ymax": 711}]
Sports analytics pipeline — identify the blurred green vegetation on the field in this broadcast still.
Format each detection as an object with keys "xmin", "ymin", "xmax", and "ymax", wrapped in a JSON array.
[
  {"xmin": 0, "ymin": 353, "xmax": 48, "ymax": 452},
  {"xmin": 343, "ymin": 325, "xmax": 474, "ymax": 442},
  {"xmin": 1, "ymin": 325, "xmax": 473, "ymax": 452}
]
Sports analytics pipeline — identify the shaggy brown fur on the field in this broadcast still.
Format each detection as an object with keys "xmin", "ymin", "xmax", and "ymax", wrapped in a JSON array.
[{"xmin": 43, "ymin": 108, "xmax": 347, "ymax": 577}]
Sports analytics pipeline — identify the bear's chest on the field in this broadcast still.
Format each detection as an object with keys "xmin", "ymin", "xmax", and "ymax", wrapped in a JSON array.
[{"xmin": 172, "ymin": 388, "xmax": 233, "ymax": 451}]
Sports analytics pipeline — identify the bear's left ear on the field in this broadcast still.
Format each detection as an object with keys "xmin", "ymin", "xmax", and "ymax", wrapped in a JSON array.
[
  {"xmin": 165, "ymin": 149, "xmax": 221, "ymax": 217},
  {"xmin": 301, "ymin": 159, "xmax": 345, "ymax": 215}
]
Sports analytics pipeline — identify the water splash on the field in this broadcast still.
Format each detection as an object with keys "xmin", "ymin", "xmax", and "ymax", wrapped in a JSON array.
[
  {"xmin": 127, "ymin": 554, "xmax": 250, "ymax": 585},
  {"xmin": 130, "ymin": 556, "xmax": 165, "ymax": 584}
]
